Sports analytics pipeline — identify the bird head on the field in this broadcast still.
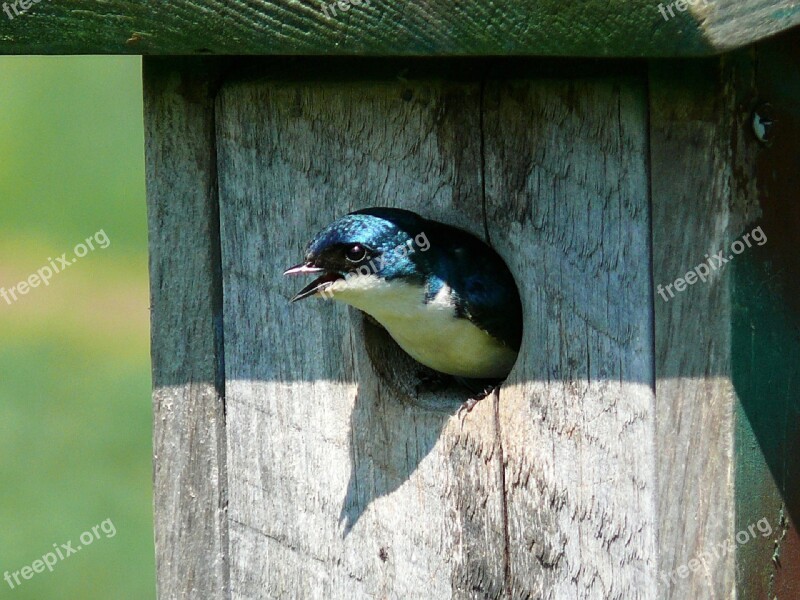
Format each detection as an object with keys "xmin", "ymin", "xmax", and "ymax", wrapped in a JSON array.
[{"xmin": 284, "ymin": 208, "xmax": 432, "ymax": 303}]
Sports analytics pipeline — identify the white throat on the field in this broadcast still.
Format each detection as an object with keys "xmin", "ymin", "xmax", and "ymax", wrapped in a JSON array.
[{"xmin": 323, "ymin": 275, "xmax": 517, "ymax": 378}]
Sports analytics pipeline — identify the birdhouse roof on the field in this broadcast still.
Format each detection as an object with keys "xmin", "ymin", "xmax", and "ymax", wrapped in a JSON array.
[{"xmin": 1, "ymin": 0, "xmax": 798, "ymax": 56}]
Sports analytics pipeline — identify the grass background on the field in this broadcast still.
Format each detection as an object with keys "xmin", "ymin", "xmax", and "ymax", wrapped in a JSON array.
[{"xmin": 0, "ymin": 56, "xmax": 155, "ymax": 599}]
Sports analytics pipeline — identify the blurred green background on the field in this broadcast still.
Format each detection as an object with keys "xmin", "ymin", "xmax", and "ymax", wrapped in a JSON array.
[{"xmin": 0, "ymin": 57, "xmax": 154, "ymax": 598}]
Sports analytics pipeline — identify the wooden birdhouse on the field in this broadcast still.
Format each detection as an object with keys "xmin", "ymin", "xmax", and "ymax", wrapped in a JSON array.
[{"xmin": 7, "ymin": 1, "xmax": 800, "ymax": 597}]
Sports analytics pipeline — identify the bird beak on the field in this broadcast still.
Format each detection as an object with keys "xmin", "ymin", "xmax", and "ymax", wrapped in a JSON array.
[
  {"xmin": 284, "ymin": 262, "xmax": 343, "ymax": 303},
  {"xmin": 283, "ymin": 263, "xmax": 327, "ymax": 276}
]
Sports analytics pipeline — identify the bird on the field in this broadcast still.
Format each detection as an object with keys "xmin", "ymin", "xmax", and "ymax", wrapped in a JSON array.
[{"xmin": 284, "ymin": 207, "xmax": 523, "ymax": 408}]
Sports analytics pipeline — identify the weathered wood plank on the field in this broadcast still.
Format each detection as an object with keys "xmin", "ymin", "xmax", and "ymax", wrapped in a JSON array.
[
  {"xmin": 649, "ymin": 60, "xmax": 740, "ymax": 598},
  {"xmin": 215, "ymin": 72, "xmax": 503, "ymax": 599},
  {"xmin": 2, "ymin": 0, "xmax": 799, "ymax": 56},
  {"xmin": 213, "ymin": 62, "xmax": 658, "ymax": 597},
  {"xmin": 144, "ymin": 57, "xmax": 230, "ymax": 600},
  {"xmin": 484, "ymin": 77, "xmax": 658, "ymax": 598}
]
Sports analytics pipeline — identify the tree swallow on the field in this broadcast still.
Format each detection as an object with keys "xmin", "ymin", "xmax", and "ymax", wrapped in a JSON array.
[{"xmin": 285, "ymin": 207, "xmax": 522, "ymax": 390}]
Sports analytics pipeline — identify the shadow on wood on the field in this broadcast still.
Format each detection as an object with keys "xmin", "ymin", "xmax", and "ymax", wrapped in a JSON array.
[{"xmin": 145, "ymin": 52, "xmax": 800, "ymax": 599}]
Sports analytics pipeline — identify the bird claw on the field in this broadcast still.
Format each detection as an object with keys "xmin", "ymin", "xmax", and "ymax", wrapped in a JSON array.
[
  {"xmin": 456, "ymin": 385, "xmax": 496, "ymax": 425},
  {"xmin": 457, "ymin": 396, "xmax": 482, "ymax": 424}
]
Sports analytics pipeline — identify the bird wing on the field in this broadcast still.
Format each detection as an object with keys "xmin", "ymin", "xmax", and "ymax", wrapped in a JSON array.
[{"xmin": 422, "ymin": 224, "xmax": 523, "ymax": 351}]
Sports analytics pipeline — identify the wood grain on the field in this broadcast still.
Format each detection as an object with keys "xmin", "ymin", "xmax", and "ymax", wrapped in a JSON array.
[
  {"xmin": 648, "ymin": 60, "xmax": 758, "ymax": 598},
  {"xmin": 213, "ymin": 64, "xmax": 657, "ymax": 597},
  {"xmin": 2, "ymin": 0, "xmax": 799, "ymax": 56},
  {"xmin": 144, "ymin": 58, "xmax": 230, "ymax": 600},
  {"xmin": 215, "ymin": 73, "xmax": 498, "ymax": 599},
  {"xmin": 483, "ymin": 77, "xmax": 658, "ymax": 598},
  {"xmin": 144, "ymin": 54, "xmax": 794, "ymax": 598}
]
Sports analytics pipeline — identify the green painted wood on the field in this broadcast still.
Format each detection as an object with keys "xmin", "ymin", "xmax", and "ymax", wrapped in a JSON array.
[
  {"xmin": 732, "ymin": 31, "xmax": 800, "ymax": 599},
  {"xmin": 1, "ymin": 0, "xmax": 799, "ymax": 56}
]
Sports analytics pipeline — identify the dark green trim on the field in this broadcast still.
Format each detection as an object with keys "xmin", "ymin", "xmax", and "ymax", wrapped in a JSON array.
[{"xmin": 1, "ymin": 0, "xmax": 798, "ymax": 56}]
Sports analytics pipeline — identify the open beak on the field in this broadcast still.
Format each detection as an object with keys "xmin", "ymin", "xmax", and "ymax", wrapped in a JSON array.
[{"xmin": 284, "ymin": 262, "xmax": 344, "ymax": 302}]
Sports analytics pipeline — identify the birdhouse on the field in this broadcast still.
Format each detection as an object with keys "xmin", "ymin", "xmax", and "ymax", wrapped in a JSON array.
[{"xmin": 7, "ymin": 2, "xmax": 800, "ymax": 597}]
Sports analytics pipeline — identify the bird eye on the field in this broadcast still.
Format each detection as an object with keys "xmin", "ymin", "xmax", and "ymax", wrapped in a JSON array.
[{"xmin": 345, "ymin": 244, "xmax": 368, "ymax": 263}]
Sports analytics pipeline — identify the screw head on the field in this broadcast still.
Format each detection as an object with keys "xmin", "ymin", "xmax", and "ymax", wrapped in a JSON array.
[{"xmin": 752, "ymin": 103, "xmax": 776, "ymax": 144}]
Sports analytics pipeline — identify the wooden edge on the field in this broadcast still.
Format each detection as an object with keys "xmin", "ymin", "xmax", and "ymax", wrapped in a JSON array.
[
  {"xmin": 144, "ymin": 57, "xmax": 230, "ymax": 600},
  {"xmin": 649, "ymin": 58, "xmax": 741, "ymax": 597},
  {"xmin": 0, "ymin": 0, "xmax": 798, "ymax": 56},
  {"xmin": 731, "ymin": 31, "xmax": 800, "ymax": 598}
]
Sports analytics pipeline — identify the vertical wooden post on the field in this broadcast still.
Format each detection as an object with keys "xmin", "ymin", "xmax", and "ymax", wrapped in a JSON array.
[
  {"xmin": 484, "ymin": 76, "xmax": 658, "ymax": 597},
  {"xmin": 649, "ymin": 60, "xmax": 743, "ymax": 597},
  {"xmin": 731, "ymin": 34, "xmax": 800, "ymax": 598},
  {"xmin": 145, "ymin": 57, "xmax": 230, "ymax": 600}
]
